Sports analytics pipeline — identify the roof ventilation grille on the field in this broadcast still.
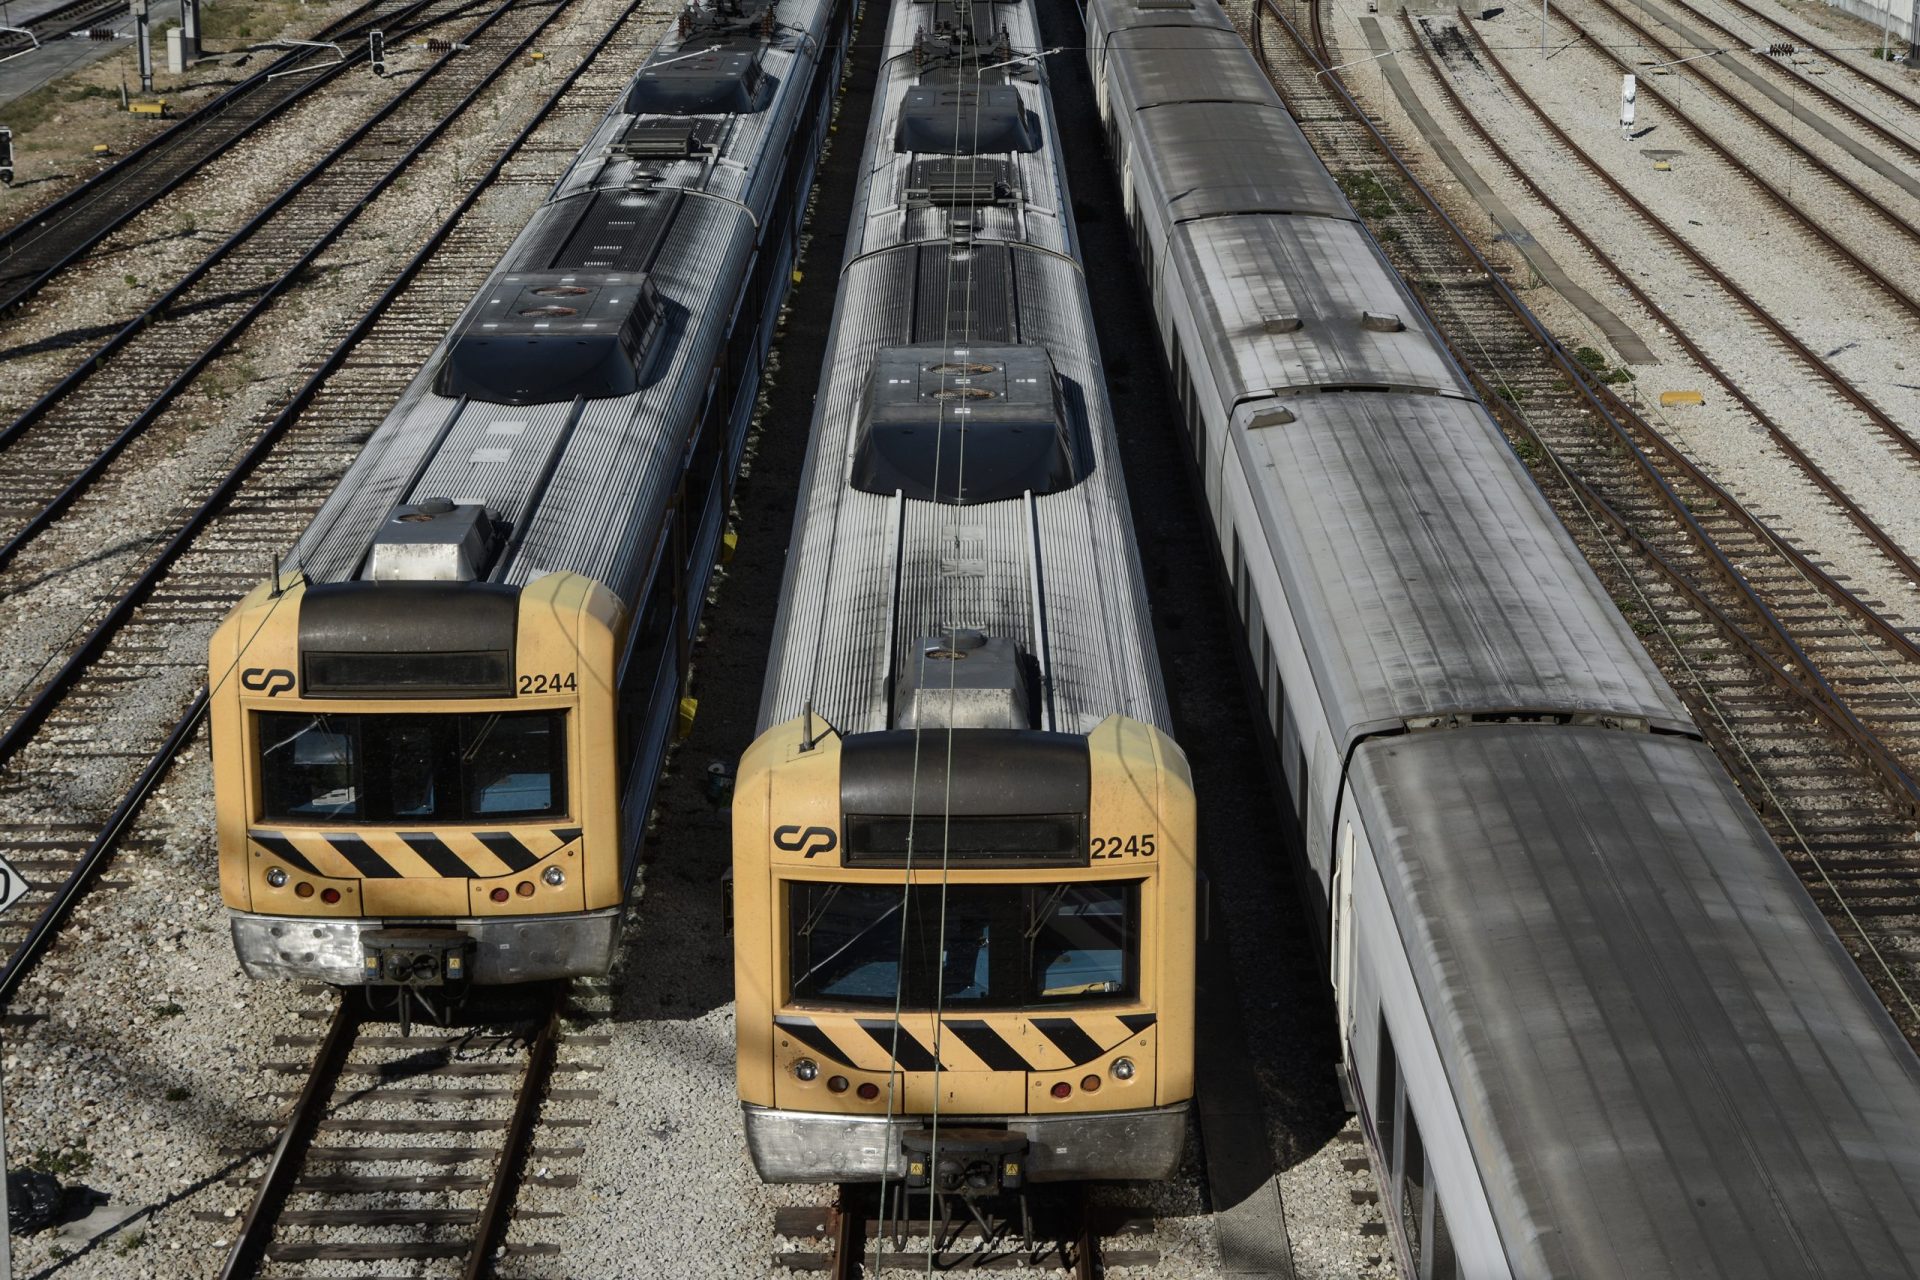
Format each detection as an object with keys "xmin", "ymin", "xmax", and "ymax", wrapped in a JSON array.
[
  {"xmin": 620, "ymin": 120, "xmax": 703, "ymax": 159},
  {"xmin": 368, "ymin": 499, "xmax": 498, "ymax": 583},
  {"xmin": 895, "ymin": 630, "xmax": 1035, "ymax": 729},
  {"xmin": 908, "ymin": 157, "xmax": 1012, "ymax": 207},
  {"xmin": 1361, "ymin": 310, "xmax": 1405, "ymax": 333},
  {"xmin": 1263, "ymin": 314, "xmax": 1303, "ymax": 334}
]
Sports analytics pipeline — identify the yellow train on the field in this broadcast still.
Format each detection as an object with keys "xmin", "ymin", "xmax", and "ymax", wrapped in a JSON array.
[
  {"xmin": 734, "ymin": 717, "xmax": 1197, "ymax": 1184},
  {"xmin": 210, "ymin": 0, "xmax": 851, "ymax": 988},
  {"xmin": 732, "ymin": 0, "xmax": 1197, "ymax": 1189}
]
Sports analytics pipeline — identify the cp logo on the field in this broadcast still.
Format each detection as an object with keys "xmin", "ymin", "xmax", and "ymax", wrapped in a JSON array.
[
  {"xmin": 241, "ymin": 667, "xmax": 296, "ymax": 697},
  {"xmin": 773, "ymin": 824, "xmax": 838, "ymax": 859}
]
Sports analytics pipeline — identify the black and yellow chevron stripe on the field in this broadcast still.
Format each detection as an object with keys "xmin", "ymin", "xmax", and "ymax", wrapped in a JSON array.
[
  {"xmin": 775, "ymin": 1012, "xmax": 1155, "ymax": 1073},
  {"xmin": 249, "ymin": 828, "xmax": 581, "ymax": 880}
]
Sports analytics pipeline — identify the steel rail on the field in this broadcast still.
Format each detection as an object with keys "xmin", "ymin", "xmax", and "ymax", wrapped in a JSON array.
[
  {"xmin": 0, "ymin": 0, "xmax": 567, "ymax": 574},
  {"xmin": 829, "ymin": 1186, "xmax": 862, "ymax": 1280},
  {"xmin": 1252, "ymin": 0, "xmax": 1920, "ymax": 815},
  {"xmin": 461, "ymin": 1002, "xmax": 561, "ymax": 1280},
  {"xmin": 1406, "ymin": 9, "xmax": 1920, "ymax": 600},
  {"xmin": 1648, "ymin": 0, "xmax": 1920, "ymax": 169},
  {"xmin": 0, "ymin": 0, "xmax": 124, "ymax": 54},
  {"xmin": 1071, "ymin": 1186, "xmax": 1100, "ymax": 1280},
  {"xmin": 0, "ymin": 690, "xmax": 204, "ymax": 1005},
  {"xmin": 0, "ymin": 0, "xmax": 442, "ymax": 312},
  {"xmin": 0, "ymin": 0, "xmax": 527, "ymax": 451},
  {"xmin": 1714, "ymin": 0, "xmax": 1920, "ymax": 117},
  {"xmin": 0, "ymin": 0, "xmax": 652, "ymax": 1013},
  {"xmin": 1567, "ymin": 0, "xmax": 1920, "ymax": 296},
  {"xmin": 216, "ymin": 996, "xmax": 362, "ymax": 1280}
]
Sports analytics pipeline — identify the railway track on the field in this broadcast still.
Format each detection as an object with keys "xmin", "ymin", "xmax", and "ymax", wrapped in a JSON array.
[
  {"xmin": 1642, "ymin": 0, "xmax": 1920, "ymax": 170},
  {"xmin": 0, "ymin": 0, "xmax": 573, "ymax": 576},
  {"xmin": 0, "ymin": 0, "xmax": 460, "ymax": 315},
  {"xmin": 776, "ymin": 1184, "xmax": 1136, "ymax": 1275},
  {"xmin": 212, "ymin": 986, "xmax": 589, "ymax": 1277},
  {"xmin": 1401, "ymin": 12, "xmax": 1920, "ymax": 599},
  {"xmin": 0, "ymin": 0, "xmax": 653, "ymax": 1003},
  {"xmin": 0, "ymin": 0, "xmax": 127, "ymax": 58},
  {"xmin": 1565, "ymin": 0, "xmax": 1920, "ymax": 288},
  {"xmin": 1710, "ymin": 0, "xmax": 1920, "ymax": 125},
  {"xmin": 1252, "ymin": 0, "xmax": 1920, "ymax": 1044}
]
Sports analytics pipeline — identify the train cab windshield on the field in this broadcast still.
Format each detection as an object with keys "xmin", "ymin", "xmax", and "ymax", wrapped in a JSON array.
[
  {"xmin": 256, "ymin": 710, "xmax": 568, "ymax": 823},
  {"xmin": 787, "ymin": 881, "xmax": 1140, "ymax": 1009}
]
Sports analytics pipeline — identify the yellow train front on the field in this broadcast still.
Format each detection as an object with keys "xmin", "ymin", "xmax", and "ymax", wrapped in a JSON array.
[
  {"xmin": 206, "ymin": 0, "xmax": 855, "ymax": 987},
  {"xmin": 211, "ymin": 568, "xmax": 628, "ymax": 986},
  {"xmin": 734, "ymin": 717, "xmax": 1196, "ymax": 1185}
]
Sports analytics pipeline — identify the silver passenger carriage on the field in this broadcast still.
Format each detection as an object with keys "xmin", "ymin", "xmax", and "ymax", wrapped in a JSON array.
[{"xmin": 1087, "ymin": 0, "xmax": 1920, "ymax": 1273}]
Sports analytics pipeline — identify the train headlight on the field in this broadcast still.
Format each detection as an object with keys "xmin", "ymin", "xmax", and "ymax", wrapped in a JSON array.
[
  {"xmin": 543, "ymin": 866, "xmax": 565, "ymax": 887},
  {"xmin": 793, "ymin": 1058, "xmax": 819, "ymax": 1082},
  {"xmin": 1111, "ymin": 1057, "xmax": 1136, "ymax": 1081},
  {"xmin": 265, "ymin": 868, "xmax": 288, "ymax": 888}
]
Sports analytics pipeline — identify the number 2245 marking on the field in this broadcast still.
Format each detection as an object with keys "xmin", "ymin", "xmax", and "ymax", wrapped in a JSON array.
[{"xmin": 1091, "ymin": 834, "xmax": 1155, "ymax": 859}]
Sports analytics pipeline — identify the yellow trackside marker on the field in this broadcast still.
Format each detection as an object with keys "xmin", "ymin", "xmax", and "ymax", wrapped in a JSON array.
[
  {"xmin": 677, "ymin": 696, "xmax": 699, "ymax": 740},
  {"xmin": 1659, "ymin": 390, "xmax": 1704, "ymax": 407},
  {"xmin": 93, "ymin": 144, "xmax": 112, "ymax": 154},
  {"xmin": 721, "ymin": 528, "xmax": 739, "ymax": 563},
  {"xmin": 1653, "ymin": 159, "xmax": 1672, "ymax": 171},
  {"xmin": 791, "ymin": 269, "xmax": 804, "ymax": 284},
  {"xmin": 530, "ymin": 50, "xmax": 545, "ymax": 59}
]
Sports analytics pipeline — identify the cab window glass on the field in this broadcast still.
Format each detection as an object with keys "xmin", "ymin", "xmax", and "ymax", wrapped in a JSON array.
[
  {"xmin": 787, "ymin": 881, "xmax": 1139, "ymax": 1009},
  {"xmin": 256, "ymin": 711, "xmax": 567, "ymax": 823}
]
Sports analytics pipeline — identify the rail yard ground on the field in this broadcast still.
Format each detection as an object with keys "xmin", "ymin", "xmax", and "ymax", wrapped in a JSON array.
[{"xmin": 0, "ymin": 0, "xmax": 1915, "ymax": 1274}]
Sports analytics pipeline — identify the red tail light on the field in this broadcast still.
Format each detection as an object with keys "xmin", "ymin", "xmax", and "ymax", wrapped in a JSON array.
[
  {"xmin": 490, "ymin": 887, "xmax": 510, "ymax": 902},
  {"xmin": 857, "ymin": 1083, "xmax": 880, "ymax": 1100},
  {"xmin": 320, "ymin": 888, "xmax": 340, "ymax": 904},
  {"xmin": 1050, "ymin": 1081, "xmax": 1072, "ymax": 1099}
]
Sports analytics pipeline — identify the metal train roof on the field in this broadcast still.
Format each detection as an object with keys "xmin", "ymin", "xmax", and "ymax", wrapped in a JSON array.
[
  {"xmin": 1175, "ymin": 213, "xmax": 1467, "ymax": 401},
  {"xmin": 758, "ymin": 0, "xmax": 1165, "ymax": 737},
  {"xmin": 1102, "ymin": 25, "xmax": 1274, "ymax": 108},
  {"xmin": 1126, "ymin": 101, "xmax": 1351, "ymax": 224},
  {"xmin": 1232, "ymin": 392, "xmax": 1691, "ymax": 743},
  {"xmin": 288, "ymin": 0, "xmax": 838, "ymax": 610},
  {"xmin": 1350, "ymin": 726, "xmax": 1920, "ymax": 1278}
]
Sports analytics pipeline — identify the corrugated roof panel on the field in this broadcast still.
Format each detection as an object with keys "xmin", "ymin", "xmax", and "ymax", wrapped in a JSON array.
[
  {"xmin": 1173, "ymin": 214, "xmax": 1466, "ymax": 400},
  {"xmin": 1351, "ymin": 727, "xmax": 1920, "ymax": 1279},
  {"xmin": 1131, "ymin": 101, "xmax": 1353, "ymax": 223},
  {"xmin": 1233, "ymin": 393, "xmax": 1691, "ymax": 742}
]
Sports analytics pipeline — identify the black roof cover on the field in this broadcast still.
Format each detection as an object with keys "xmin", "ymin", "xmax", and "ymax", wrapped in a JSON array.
[
  {"xmin": 625, "ymin": 42, "xmax": 770, "ymax": 115},
  {"xmin": 435, "ymin": 272, "xmax": 660, "ymax": 405},
  {"xmin": 896, "ymin": 85, "xmax": 1039, "ymax": 154},
  {"xmin": 852, "ymin": 343, "xmax": 1084, "ymax": 504}
]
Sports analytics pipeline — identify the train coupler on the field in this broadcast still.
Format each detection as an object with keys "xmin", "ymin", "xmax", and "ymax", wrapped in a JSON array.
[
  {"xmin": 901, "ymin": 1128, "xmax": 1029, "ymax": 1195},
  {"xmin": 361, "ymin": 928, "xmax": 473, "ymax": 987}
]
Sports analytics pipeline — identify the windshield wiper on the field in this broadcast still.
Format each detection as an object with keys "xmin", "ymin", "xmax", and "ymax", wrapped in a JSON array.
[{"xmin": 462, "ymin": 713, "xmax": 502, "ymax": 763}]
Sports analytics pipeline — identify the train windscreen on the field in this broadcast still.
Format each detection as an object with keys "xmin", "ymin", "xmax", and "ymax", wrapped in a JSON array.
[
  {"xmin": 786, "ymin": 881, "xmax": 1140, "ymax": 1009},
  {"xmin": 255, "ymin": 710, "xmax": 568, "ymax": 823}
]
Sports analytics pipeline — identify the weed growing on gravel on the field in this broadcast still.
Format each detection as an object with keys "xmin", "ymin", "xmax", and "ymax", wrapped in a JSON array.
[
  {"xmin": 116, "ymin": 1231, "xmax": 147, "ymax": 1256},
  {"xmin": 28, "ymin": 1142, "xmax": 92, "ymax": 1178},
  {"xmin": 151, "ymin": 1000, "xmax": 185, "ymax": 1018},
  {"xmin": 1335, "ymin": 170, "xmax": 1401, "ymax": 221},
  {"xmin": 1511, "ymin": 436, "xmax": 1542, "ymax": 465},
  {"xmin": 1574, "ymin": 345, "xmax": 1634, "ymax": 385}
]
